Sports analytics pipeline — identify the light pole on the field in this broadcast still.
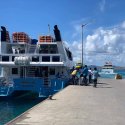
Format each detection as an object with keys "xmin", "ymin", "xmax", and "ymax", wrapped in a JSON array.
[
  {"xmin": 81, "ymin": 20, "xmax": 94, "ymax": 66},
  {"xmin": 81, "ymin": 24, "xmax": 87, "ymax": 66}
]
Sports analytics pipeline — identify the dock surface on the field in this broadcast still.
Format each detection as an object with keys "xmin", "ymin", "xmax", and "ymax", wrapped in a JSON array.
[{"xmin": 6, "ymin": 79, "xmax": 125, "ymax": 125}]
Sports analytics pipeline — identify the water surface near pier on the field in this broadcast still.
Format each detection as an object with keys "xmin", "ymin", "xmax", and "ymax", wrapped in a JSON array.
[{"xmin": 0, "ymin": 96, "xmax": 44, "ymax": 125}]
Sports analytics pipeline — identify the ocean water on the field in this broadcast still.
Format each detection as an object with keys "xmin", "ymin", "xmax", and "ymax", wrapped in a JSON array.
[
  {"xmin": 99, "ymin": 69, "xmax": 125, "ymax": 79},
  {"xmin": 0, "ymin": 97, "xmax": 44, "ymax": 125}
]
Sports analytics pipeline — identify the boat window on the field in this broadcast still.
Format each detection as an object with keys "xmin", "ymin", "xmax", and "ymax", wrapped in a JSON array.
[
  {"xmin": 65, "ymin": 48, "xmax": 73, "ymax": 61},
  {"xmin": 12, "ymin": 44, "xmax": 26, "ymax": 54},
  {"xmin": 104, "ymin": 65, "xmax": 112, "ymax": 67},
  {"xmin": 7, "ymin": 44, "xmax": 13, "ymax": 53},
  {"xmin": 32, "ymin": 56, "xmax": 39, "ymax": 62},
  {"xmin": 12, "ymin": 68, "xmax": 18, "ymax": 74},
  {"xmin": 18, "ymin": 48, "xmax": 25, "ymax": 54},
  {"xmin": 42, "ymin": 56, "xmax": 50, "ymax": 62},
  {"xmin": 2, "ymin": 56, "xmax": 9, "ymax": 61},
  {"xmin": 39, "ymin": 44, "xmax": 58, "ymax": 54},
  {"xmin": 52, "ymin": 56, "xmax": 60, "ymax": 62},
  {"xmin": 12, "ymin": 56, "xmax": 16, "ymax": 61},
  {"xmin": 49, "ymin": 68, "xmax": 55, "ymax": 75}
]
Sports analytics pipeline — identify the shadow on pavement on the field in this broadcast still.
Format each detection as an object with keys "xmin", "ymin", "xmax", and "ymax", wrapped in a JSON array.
[{"xmin": 96, "ymin": 86, "xmax": 112, "ymax": 88}]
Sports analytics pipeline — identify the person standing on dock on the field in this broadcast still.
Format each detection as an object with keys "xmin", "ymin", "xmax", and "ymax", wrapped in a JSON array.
[
  {"xmin": 71, "ymin": 68, "xmax": 78, "ymax": 85},
  {"xmin": 82, "ymin": 65, "xmax": 88, "ymax": 86},
  {"xmin": 88, "ymin": 68, "xmax": 93, "ymax": 84},
  {"xmin": 92, "ymin": 67, "xmax": 99, "ymax": 87}
]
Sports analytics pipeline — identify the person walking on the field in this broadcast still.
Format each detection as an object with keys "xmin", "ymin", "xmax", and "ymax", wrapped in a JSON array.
[
  {"xmin": 76, "ymin": 68, "xmax": 81, "ymax": 85},
  {"xmin": 88, "ymin": 68, "xmax": 93, "ymax": 84},
  {"xmin": 71, "ymin": 68, "xmax": 78, "ymax": 85},
  {"xmin": 82, "ymin": 65, "xmax": 88, "ymax": 86},
  {"xmin": 92, "ymin": 67, "xmax": 99, "ymax": 87}
]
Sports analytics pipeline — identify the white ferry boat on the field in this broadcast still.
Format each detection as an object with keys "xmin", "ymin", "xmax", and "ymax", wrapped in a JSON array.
[
  {"xmin": 0, "ymin": 25, "xmax": 74, "ymax": 97},
  {"xmin": 99, "ymin": 62, "xmax": 116, "ymax": 74}
]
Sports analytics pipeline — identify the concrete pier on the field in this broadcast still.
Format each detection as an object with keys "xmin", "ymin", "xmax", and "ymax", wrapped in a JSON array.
[{"xmin": 6, "ymin": 79, "xmax": 125, "ymax": 125}]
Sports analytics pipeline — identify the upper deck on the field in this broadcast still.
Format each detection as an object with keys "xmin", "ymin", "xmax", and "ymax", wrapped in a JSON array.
[
  {"xmin": 102, "ymin": 62, "xmax": 114, "ymax": 69},
  {"xmin": 0, "ymin": 25, "xmax": 73, "ymax": 67}
]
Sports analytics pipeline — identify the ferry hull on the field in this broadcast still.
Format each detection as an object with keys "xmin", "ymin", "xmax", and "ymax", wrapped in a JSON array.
[{"xmin": 0, "ymin": 78, "xmax": 69, "ymax": 98}]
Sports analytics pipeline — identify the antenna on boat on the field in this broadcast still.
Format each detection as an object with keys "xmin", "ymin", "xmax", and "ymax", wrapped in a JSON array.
[{"xmin": 48, "ymin": 24, "xmax": 50, "ymax": 35}]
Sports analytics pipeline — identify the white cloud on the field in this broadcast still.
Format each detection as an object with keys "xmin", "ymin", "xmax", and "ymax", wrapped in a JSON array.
[
  {"xmin": 67, "ymin": 21, "xmax": 125, "ymax": 66},
  {"xmin": 86, "ymin": 26, "xmax": 125, "ymax": 54},
  {"xmin": 99, "ymin": 0, "xmax": 106, "ymax": 12},
  {"xmin": 121, "ymin": 21, "xmax": 125, "ymax": 29},
  {"xmin": 71, "ymin": 24, "xmax": 81, "ymax": 39},
  {"xmin": 85, "ymin": 26, "xmax": 125, "ymax": 66},
  {"xmin": 70, "ymin": 18, "xmax": 93, "ymax": 39}
]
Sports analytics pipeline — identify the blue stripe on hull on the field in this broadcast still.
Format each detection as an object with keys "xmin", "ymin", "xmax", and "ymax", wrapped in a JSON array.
[
  {"xmin": 0, "ymin": 78, "xmax": 69, "ymax": 97},
  {"xmin": 13, "ymin": 78, "xmax": 43, "ymax": 91}
]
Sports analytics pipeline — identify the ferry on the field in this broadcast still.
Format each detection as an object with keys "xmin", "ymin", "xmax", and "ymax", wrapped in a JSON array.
[
  {"xmin": 99, "ymin": 62, "xmax": 116, "ymax": 74},
  {"xmin": 0, "ymin": 25, "xmax": 74, "ymax": 97}
]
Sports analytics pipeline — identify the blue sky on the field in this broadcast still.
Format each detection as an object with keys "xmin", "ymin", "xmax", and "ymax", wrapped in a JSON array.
[{"xmin": 1, "ymin": 0, "xmax": 125, "ymax": 66}]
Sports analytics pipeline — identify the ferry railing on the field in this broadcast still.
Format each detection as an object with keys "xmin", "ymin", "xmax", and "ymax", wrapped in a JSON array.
[
  {"xmin": 50, "ymin": 78, "xmax": 69, "ymax": 92},
  {"xmin": 38, "ymin": 77, "xmax": 69, "ymax": 97}
]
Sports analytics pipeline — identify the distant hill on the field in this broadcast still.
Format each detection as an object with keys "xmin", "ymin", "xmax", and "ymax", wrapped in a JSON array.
[
  {"xmin": 88, "ymin": 65, "xmax": 125, "ymax": 70},
  {"xmin": 113, "ymin": 66, "xmax": 125, "ymax": 70}
]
